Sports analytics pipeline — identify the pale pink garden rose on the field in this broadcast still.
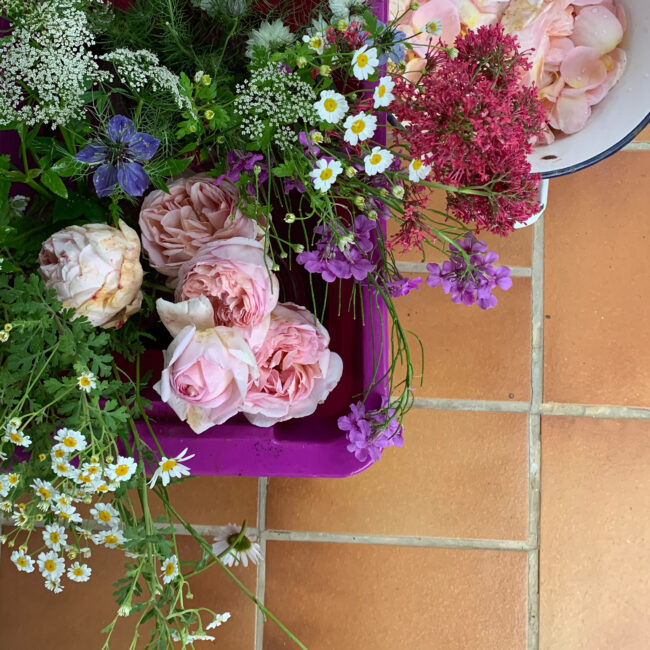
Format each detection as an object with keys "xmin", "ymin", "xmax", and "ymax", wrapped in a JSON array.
[
  {"xmin": 39, "ymin": 219, "xmax": 143, "ymax": 329},
  {"xmin": 154, "ymin": 296, "xmax": 259, "ymax": 433},
  {"xmin": 138, "ymin": 175, "xmax": 263, "ymax": 278},
  {"xmin": 242, "ymin": 302, "xmax": 343, "ymax": 427},
  {"xmin": 175, "ymin": 237, "xmax": 279, "ymax": 336}
]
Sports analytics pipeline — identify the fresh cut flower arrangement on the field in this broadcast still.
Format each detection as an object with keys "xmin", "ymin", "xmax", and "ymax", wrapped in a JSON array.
[{"xmin": 0, "ymin": 0, "xmax": 547, "ymax": 645}]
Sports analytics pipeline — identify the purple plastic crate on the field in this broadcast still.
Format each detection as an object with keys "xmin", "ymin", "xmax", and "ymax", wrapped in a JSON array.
[{"xmin": 0, "ymin": 0, "xmax": 391, "ymax": 478}]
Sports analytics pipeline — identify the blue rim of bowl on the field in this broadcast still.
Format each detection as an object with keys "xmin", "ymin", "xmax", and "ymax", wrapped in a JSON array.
[{"xmin": 539, "ymin": 112, "xmax": 650, "ymax": 179}]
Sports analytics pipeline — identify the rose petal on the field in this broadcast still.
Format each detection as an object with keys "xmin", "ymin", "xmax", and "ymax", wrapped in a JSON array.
[
  {"xmin": 545, "ymin": 37, "xmax": 575, "ymax": 70},
  {"xmin": 572, "ymin": 5, "xmax": 623, "ymax": 55},
  {"xmin": 560, "ymin": 46, "xmax": 607, "ymax": 90},
  {"xmin": 549, "ymin": 90, "xmax": 592, "ymax": 134},
  {"xmin": 157, "ymin": 295, "xmax": 216, "ymax": 337},
  {"xmin": 586, "ymin": 47, "xmax": 627, "ymax": 105}
]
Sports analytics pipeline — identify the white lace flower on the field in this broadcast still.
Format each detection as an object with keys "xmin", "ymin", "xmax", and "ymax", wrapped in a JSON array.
[
  {"xmin": 314, "ymin": 90, "xmax": 349, "ymax": 123},
  {"xmin": 310, "ymin": 159, "xmax": 343, "ymax": 192},
  {"xmin": 364, "ymin": 146, "xmax": 394, "ymax": 176},
  {"xmin": 343, "ymin": 112, "xmax": 377, "ymax": 146},
  {"xmin": 373, "ymin": 76, "xmax": 395, "ymax": 109},
  {"xmin": 148, "ymin": 448, "xmax": 195, "ymax": 488},
  {"xmin": 351, "ymin": 45, "xmax": 379, "ymax": 80},
  {"xmin": 212, "ymin": 524, "xmax": 262, "ymax": 568}
]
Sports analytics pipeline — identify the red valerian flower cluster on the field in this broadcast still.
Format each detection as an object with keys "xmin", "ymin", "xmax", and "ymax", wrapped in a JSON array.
[{"xmin": 392, "ymin": 25, "xmax": 547, "ymax": 235}]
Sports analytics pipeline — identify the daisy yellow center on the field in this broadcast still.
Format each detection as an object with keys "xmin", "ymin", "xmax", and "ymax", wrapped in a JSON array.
[
  {"xmin": 351, "ymin": 119, "xmax": 366, "ymax": 134},
  {"xmin": 323, "ymin": 98, "xmax": 338, "ymax": 112},
  {"xmin": 79, "ymin": 376, "xmax": 91, "ymax": 387},
  {"xmin": 56, "ymin": 463, "xmax": 68, "ymax": 473},
  {"xmin": 87, "ymin": 466, "xmax": 99, "ymax": 475},
  {"xmin": 73, "ymin": 567, "xmax": 84, "ymax": 576},
  {"xmin": 59, "ymin": 512, "xmax": 70, "ymax": 521},
  {"xmin": 412, "ymin": 159, "xmax": 423, "ymax": 170},
  {"xmin": 320, "ymin": 168, "xmax": 333, "ymax": 181},
  {"xmin": 80, "ymin": 474, "xmax": 92, "ymax": 483},
  {"xmin": 54, "ymin": 448, "xmax": 66, "ymax": 458},
  {"xmin": 9, "ymin": 475, "xmax": 18, "ymax": 484},
  {"xmin": 357, "ymin": 53, "xmax": 369, "ymax": 68},
  {"xmin": 115, "ymin": 464, "xmax": 129, "ymax": 477},
  {"xmin": 44, "ymin": 560, "xmax": 57, "ymax": 573},
  {"xmin": 9, "ymin": 432, "xmax": 21, "ymax": 443},
  {"xmin": 227, "ymin": 533, "xmax": 252, "ymax": 552},
  {"xmin": 161, "ymin": 459, "xmax": 177, "ymax": 472},
  {"xmin": 378, "ymin": 85, "xmax": 386, "ymax": 97},
  {"xmin": 17, "ymin": 557, "xmax": 27, "ymax": 567},
  {"xmin": 165, "ymin": 563, "xmax": 176, "ymax": 576},
  {"xmin": 63, "ymin": 436, "xmax": 77, "ymax": 448},
  {"xmin": 38, "ymin": 488, "xmax": 50, "ymax": 499},
  {"xmin": 311, "ymin": 38, "xmax": 322, "ymax": 48},
  {"xmin": 97, "ymin": 485, "xmax": 108, "ymax": 492},
  {"xmin": 98, "ymin": 511, "xmax": 112, "ymax": 522},
  {"xmin": 50, "ymin": 532, "xmax": 59, "ymax": 543},
  {"xmin": 370, "ymin": 153, "xmax": 382, "ymax": 165},
  {"xmin": 105, "ymin": 534, "xmax": 118, "ymax": 545}
]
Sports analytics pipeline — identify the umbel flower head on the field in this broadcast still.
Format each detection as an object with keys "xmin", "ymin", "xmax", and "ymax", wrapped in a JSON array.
[{"xmin": 75, "ymin": 115, "xmax": 160, "ymax": 197}]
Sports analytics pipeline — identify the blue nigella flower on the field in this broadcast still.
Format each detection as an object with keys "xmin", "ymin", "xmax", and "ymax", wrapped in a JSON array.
[
  {"xmin": 366, "ymin": 23, "xmax": 406, "ymax": 66},
  {"xmin": 75, "ymin": 115, "xmax": 160, "ymax": 198}
]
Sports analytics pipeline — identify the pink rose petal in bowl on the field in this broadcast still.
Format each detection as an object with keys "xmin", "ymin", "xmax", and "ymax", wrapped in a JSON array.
[
  {"xmin": 571, "ymin": 5, "xmax": 624, "ymax": 55},
  {"xmin": 586, "ymin": 47, "xmax": 627, "ymax": 105},
  {"xmin": 545, "ymin": 36, "xmax": 575, "ymax": 70},
  {"xmin": 560, "ymin": 45, "xmax": 608, "ymax": 90},
  {"xmin": 549, "ymin": 90, "xmax": 592, "ymax": 134}
]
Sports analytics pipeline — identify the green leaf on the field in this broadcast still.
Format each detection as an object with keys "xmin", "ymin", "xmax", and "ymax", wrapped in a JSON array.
[
  {"xmin": 177, "ymin": 141, "xmax": 199, "ymax": 155},
  {"xmin": 52, "ymin": 193, "xmax": 104, "ymax": 223},
  {"xmin": 51, "ymin": 157, "xmax": 82, "ymax": 178},
  {"xmin": 41, "ymin": 169, "xmax": 68, "ymax": 199},
  {"xmin": 272, "ymin": 161, "xmax": 295, "ymax": 178},
  {"xmin": 158, "ymin": 157, "xmax": 191, "ymax": 177}
]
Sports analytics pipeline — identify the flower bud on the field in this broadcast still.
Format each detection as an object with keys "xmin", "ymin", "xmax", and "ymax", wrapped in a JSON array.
[
  {"xmin": 204, "ymin": 109, "xmax": 215, "ymax": 120},
  {"xmin": 293, "ymin": 244, "xmax": 304, "ymax": 254},
  {"xmin": 296, "ymin": 56, "xmax": 308, "ymax": 68},
  {"xmin": 410, "ymin": 0, "xmax": 419, "ymax": 9},
  {"xmin": 392, "ymin": 185, "xmax": 405, "ymax": 199},
  {"xmin": 4, "ymin": 323, "xmax": 12, "ymax": 332},
  {"xmin": 368, "ymin": 210, "xmax": 378, "ymax": 220},
  {"xmin": 318, "ymin": 65, "xmax": 332, "ymax": 77},
  {"xmin": 284, "ymin": 213, "xmax": 296, "ymax": 224},
  {"xmin": 336, "ymin": 19, "xmax": 347, "ymax": 30},
  {"xmin": 202, "ymin": 74, "xmax": 212, "ymax": 86},
  {"xmin": 217, "ymin": 135, "xmax": 226, "ymax": 144},
  {"xmin": 194, "ymin": 70, "xmax": 204, "ymax": 84},
  {"xmin": 353, "ymin": 195, "xmax": 365, "ymax": 209},
  {"xmin": 345, "ymin": 166, "xmax": 357, "ymax": 178}
]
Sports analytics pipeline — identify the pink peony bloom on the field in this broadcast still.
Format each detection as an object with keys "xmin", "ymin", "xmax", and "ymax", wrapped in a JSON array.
[
  {"xmin": 154, "ymin": 296, "xmax": 259, "ymax": 433},
  {"xmin": 39, "ymin": 219, "xmax": 143, "ymax": 329},
  {"xmin": 242, "ymin": 303, "xmax": 343, "ymax": 427},
  {"xmin": 138, "ymin": 175, "xmax": 263, "ymax": 278},
  {"xmin": 175, "ymin": 237, "xmax": 279, "ymax": 335}
]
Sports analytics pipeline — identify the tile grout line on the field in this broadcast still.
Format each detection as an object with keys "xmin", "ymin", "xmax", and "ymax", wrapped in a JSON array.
[
  {"xmin": 254, "ymin": 477, "xmax": 268, "ymax": 650},
  {"xmin": 527, "ymin": 213, "xmax": 545, "ymax": 650},
  {"xmin": 396, "ymin": 260, "xmax": 532, "ymax": 277},
  {"xmin": 622, "ymin": 142, "xmax": 650, "ymax": 151}
]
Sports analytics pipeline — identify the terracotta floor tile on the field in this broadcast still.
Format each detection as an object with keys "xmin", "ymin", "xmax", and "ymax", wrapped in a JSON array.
[
  {"xmin": 396, "ymin": 276, "xmax": 531, "ymax": 401},
  {"xmin": 263, "ymin": 542, "xmax": 528, "ymax": 650},
  {"xmin": 633, "ymin": 125, "xmax": 650, "ymax": 142},
  {"xmin": 386, "ymin": 188, "xmax": 533, "ymax": 267},
  {"xmin": 0, "ymin": 533, "xmax": 255, "ymax": 649},
  {"xmin": 539, "ymin": 417, "xmax": 650, "ymax": 650},
  {"xmin": 543, "ymin": 152, "xmax": 650, "ymax": 406},
  {"xmin": 267, "ymin": 409, "xmax": 528, "ymax": 540}
]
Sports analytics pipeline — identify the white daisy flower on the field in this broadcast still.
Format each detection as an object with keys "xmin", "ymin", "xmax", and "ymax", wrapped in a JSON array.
[
  {"xmin": 90, "ymin": 502, "xmax": 121, "ymax": 527},
  {"xmin": 54, "ymin": 428, "xmax": 87, "ymax": 452},
  {"xmin": 0, "ymin": 331, "xmax": 9, "ymax": 343},
  {"xmin": 52, "ymin": 460, "xmax": 77, "ymax": 479},
  {"xmin": 106, "ymin": 456, "xmax": 137, "ymax": 482},
  {"xmin": 0, "ymin": 475, "xmax": 10, "ymax": 498},
  {"xmin": 37, "ymin": 550, "xmax": 65, "ymax": 579},
  {"xmin": 80, "ymin": 462, "xmax": 102, "ymax": 479},
  {"xmin": 67, "ymin": 561, "xmax": 92, "ymax": 582},
  {"xmin": 32, "ymin": 479, "xmax": 55, "ymax": 501},
  {"xmin": 302, "ymin": 32, "xmax": 325, "ymax": 55},
  {"xmin": 408, "ymin": 156, "xmax": 432, "ymax": 182},
  {"xmin": 3, "ymin": 428, "xmax": 31, "ymax": 447},
  {"xmin": 55, "ymin": 504, "xmax": 82, "ymax": 525},
  {"xmin": 51, "ymin": 443, "xmax": 69, "ymax": 461},
  {"xmin": 351, "ymin": 45, "xmax": 379, "ymax": 81},
  {"xmin": 95, "ymin": 481, "xmax": 117, "ymax": 495},
  {"xmin": 11, "ymin": 549, "xmax": 35, "ymax": 573},
  {"xmin": 310, "ymin": 158, "xmax": 343, "ymax": 192},
  {"xmin": 364, "ymin": 146, "xmax": 394, "ymax": 176},
  {"xmin": 44, "ymin": 577, "xmax": 64, "ymax": 593},
  {"xmin": 148, "ymin": 448, "xmax": 195, "ymax": 488},
  {"xmin": 343, "ymin": 112, "xmax": 377, "ymax": 146},
  {"xmin": 206, "ymin": 612, "xmax": 232, "ymax": 630},
  {"xmin": 0, "ymin": 500, "xmax": 12, "ymax": 512},
  {"xmin": 12, "ymin": 509, "xmax": 29, "ymax": 528},
  {"xmin": 314, "ymin": 90, "xmax": 348, "ymax": 123},
  {"xmin": 77, "ymin": 370, "xmax": 97, "ymax": 393},
  {"xmin": 75, "ymin": 470, "xmax": 100, "ymax": 491},
  {"xmin": 161, "ymin": 555, "xmax": 179, "ymax": 584},
  {"xmin": 92, "ymin": 528, "xmax": 125, "ymax": 549},
  {"xmin": 43, "ymin": 523, "xmax": 68, "ymax": 551},
  {"xmin": 212, "ymin": 524, "xmax": 263, "ymax": 568},
  {"xmin": 425, "ymin": 19, "xmax": 443, "ymax": 37},
  {"xmin": 53, "ymin": 492, "xmax": 73, "ymax": 508},
  {"xmin": 373, "ymin": 75, "xmax": 395, "ymax": 109}
]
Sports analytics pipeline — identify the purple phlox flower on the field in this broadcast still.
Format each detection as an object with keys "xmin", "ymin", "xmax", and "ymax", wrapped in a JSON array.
[
  {"xmin": 299, "ymin": 130, "xmax": 321, "ymax": 157},
  {"xmin": 296, "ymin": 215, "xmax": 378, "ymax": 283},
  {"xmin": 75, "ymin": 115, "xmax": 160, "ymax": 198},
  {"xmin": 215, "ymin": 150, "xmax": 270, "ymax": 190},
  {"xmin": 387, "ymin": 274, "xmax": 423, "ymax": 298},
  {"xmin": 426, "ymin": 232, "xmax": 512, "ymax": 309},
  {"xmin": 338, "ymin": 399, "xmax": 404, "ymax": 463},
  {"xmin": 283, "ymin": 177, "xmax": 306, "ymax": 193}
]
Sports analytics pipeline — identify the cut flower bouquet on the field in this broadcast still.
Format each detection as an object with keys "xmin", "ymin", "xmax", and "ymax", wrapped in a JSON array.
[{"xmin": 0, "ymin": 0, "xmax": 546, "ymax": 645}]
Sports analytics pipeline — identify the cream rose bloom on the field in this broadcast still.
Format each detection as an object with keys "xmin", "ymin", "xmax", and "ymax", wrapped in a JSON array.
[{"xmin": 39, "ymin": 219, "xmax": 143, "ymax": 329}]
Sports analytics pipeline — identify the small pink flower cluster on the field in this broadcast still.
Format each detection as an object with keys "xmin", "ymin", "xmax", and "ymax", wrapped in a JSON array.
[
  {"xmin": 139, "ymin": 175, "xmax": 342, "ymax": 433},
  {"xmin": 392, "ymin": 25, "xmax": 546, "ymax": 235}
]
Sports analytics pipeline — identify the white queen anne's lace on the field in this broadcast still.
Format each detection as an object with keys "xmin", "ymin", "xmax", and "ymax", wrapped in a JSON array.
[{"xmin": 0, "ymin": 0, "xmax": 111, "ymax": 127}]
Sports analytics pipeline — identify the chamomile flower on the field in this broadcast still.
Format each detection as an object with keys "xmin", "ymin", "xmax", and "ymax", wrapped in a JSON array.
[
  {"xmin": 206, "ymin": 612, "xmax": 232, "ymax": 630},
  {"xmin": 343, "ymin": 112, "xmax": 377, "ymax": 146},
  {"xmin": 310, "ymin": 158, "xmax": 343, "ymax": 193},
  {"xmin": 314, "ymin": 90, "xmax": 348, "ymax": 124},
  {"xmin": 364, "ymin": 146, "xmax": 394, "ymax": 176},
  {"xmin": 90, "ymin": 502, "xmax": 121, "ymax": 527},
  {"xmin": 77, "ymin": 370, "xmax": 97, "ymax": 393},
  {"xmin": 106, "ymin": 456, "xmax": 137, "ymax": 482},
  {"xmin": 5, "ymin": 472, "xmax": 19, "ymax": 489},
  {"xmin": 55, "ymin": 504, "xmax": 82, "ymax": 525},
  {"xmin": 53, "ymin": 492, "xmax": 73, "ymax": 508},
  {"xmin": 44, "ymin": 577, "xmax": 64, "ymax": 593},
  {"xmin": 425, "ymin": 19, "xmax": 443, "ymax": 37},
  {"xmin": 11, "ymin": 549, "xmax": 35, "ymax": 573},
  {"xmin": 161, "ymin": 555, "xmax": 179, "ymax": 584},
  {"xmin": 373, "ymin": 76, "xmax": 395, "ymax": 109},
  {"xmin": 52, "ymin": 460, "xmax": 77, "ymax": 479},
  {"xmin": 0, "ymin": 331, "xmax": 8, "ymax": 342},
  {"xmin": 43, "ymin": 523, "xmax": 68, "ymax": 551},
  {"xmin": 3, "ymin": 428, "xmax": 31, "ymax": 448},
  {"xmin": 67, "ymin": 562, "xmax": 92, "ymax": 582},
  {"xmin": 351, "ymin": 45, "xmax": 379, "ymax": 80},
  {"xmin": 148, "ymin": 448, "xmax": 195, "ymax": 488},
  {"xmin": 37, "ymin": 550, "xmax": 65, "ymax": 579},
  {"xmin": 54, "ymin": 428, "xmax": 87, "ymax": 452},
  {"xmin": 12, "ymin": 509, "xmax": 29, "ymax": 528},
  {"xmin": 51, "ymin": 444, "xmax": 69, "ymax": 461},
  {"xmin": 302, "ymin": 32, "xmax": 325, "ymax": 54},
  {"xmin": 92, "ymin": 529, "xmax": 125, "ymax": 549},
  {"xmin": 408, "ymin": 156, "xmax": 432, "ymax": 182},
  {"xmin": 32, "ymin": 479, "xmax": 55, "ymax": 501},
  {"xmin": 0, "ymin": 500, "xmax": 12, "ymax": 513},
  {"xmin": 212, "ymin": 524, "xmax": 263, "ymax": 568}
]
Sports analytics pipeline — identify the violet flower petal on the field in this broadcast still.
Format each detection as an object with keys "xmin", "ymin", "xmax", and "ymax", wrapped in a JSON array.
[
  {"xmin": 107, "ymin": 115, "xmax": 135, "ymax": 144},
  {"xmin": 126, "ymin": 132, "xmax": 160, "ymax": 162},
  {"xmin": 93, "ymin": 163, "xmax": 118, "ymax": 197},
  {"xmin": 117, "ymin": 161, "xmax": 150, "ymax": 197},
  {"xmin": 75, "ymin": 142, "xmax": 108, "ymax": 164}
]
